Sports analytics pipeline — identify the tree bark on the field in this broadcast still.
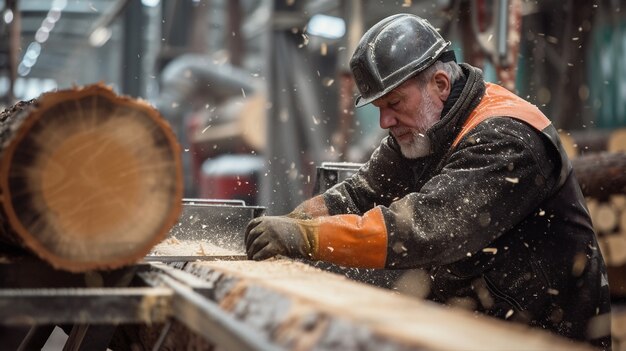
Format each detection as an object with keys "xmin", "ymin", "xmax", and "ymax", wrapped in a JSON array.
[
  {"xmin": 0, "ymin": 84, "xmax": 183, "ymax": 272},
  {"xmin": 572, "ymin": 152, "xmax": 626, "ymax": 199}
]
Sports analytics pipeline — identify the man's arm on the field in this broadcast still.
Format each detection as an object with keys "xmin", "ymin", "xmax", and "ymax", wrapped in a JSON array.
[
  {"xmin": 245, "ymin": 135, "xmax": 416, "ymax": 263},
  {"xmin": 291, "ymin": 135, "xmax": 417, "ymax": 219},
  {"xmin": 247, "ymin": 118, "xmax": 559, "ymax": 269}
]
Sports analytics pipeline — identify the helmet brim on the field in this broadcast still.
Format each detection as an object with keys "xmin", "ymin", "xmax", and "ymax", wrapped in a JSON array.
[
  {"xmin": 354, "ymin": 86, "xmax": 396, "ymax": 108},
  {"xmin": 353, "ymin": 46, "xmax": 455, "ymax": 108},
  {"xmin": 353, "ymin": 69, "xmax": 419, "ymax": 108}
]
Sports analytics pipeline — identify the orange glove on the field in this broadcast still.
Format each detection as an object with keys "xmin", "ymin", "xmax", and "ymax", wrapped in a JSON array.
[{"xmin": 244, "ymin": 207, "xmax": 388, "ymax": 268}]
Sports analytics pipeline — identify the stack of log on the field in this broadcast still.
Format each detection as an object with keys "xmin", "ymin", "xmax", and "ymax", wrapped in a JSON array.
[
  {"xmin": 614, "ymin": 307, "xmax": 626, "ymax": 351},
  {"xmin": 562, "ymin": 129, "xmax": 626, "ymax": 298},
  {"xmin": 562, "ymin": 128, "xmax": 626, "ymax": 351},
  {"xmin": 0, "ymin": 84, "xmax": 183, "ymax": 272},
  {"xmin": 587, "ymin": 196, "xmax": 626, "ymax": 267}
]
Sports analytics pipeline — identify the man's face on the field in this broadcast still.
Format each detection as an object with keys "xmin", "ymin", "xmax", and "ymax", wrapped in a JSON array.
[{"xmin": 373, "ymin": 77, "xmax": 444, "ymax": 158}]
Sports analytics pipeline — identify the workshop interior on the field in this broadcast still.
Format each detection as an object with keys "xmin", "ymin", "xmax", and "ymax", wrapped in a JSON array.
[{"xmin": 0, "ymin": 0, "xmax": 625, "ymax": 349}]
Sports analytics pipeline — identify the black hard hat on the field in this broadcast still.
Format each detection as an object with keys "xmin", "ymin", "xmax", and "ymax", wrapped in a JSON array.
[{"xmin": 350, "ymin": 14, "xmax": 455, "ymax": 107}]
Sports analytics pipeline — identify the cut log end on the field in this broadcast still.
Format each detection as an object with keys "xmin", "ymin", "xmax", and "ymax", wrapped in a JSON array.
[{"xmin": 0, "ymin": 84, "xmax": 182, "ymax": 272}]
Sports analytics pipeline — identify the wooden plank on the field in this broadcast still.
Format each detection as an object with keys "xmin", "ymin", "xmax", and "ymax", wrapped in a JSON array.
[{"xmin": 180, "ymin": 259, "xmax": 593, "ymax": 351}]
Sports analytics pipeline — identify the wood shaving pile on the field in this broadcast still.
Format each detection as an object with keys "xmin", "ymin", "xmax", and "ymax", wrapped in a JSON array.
[{"xmin": 149, "ymin": 237, "xmax": 240, "ymax": 257}]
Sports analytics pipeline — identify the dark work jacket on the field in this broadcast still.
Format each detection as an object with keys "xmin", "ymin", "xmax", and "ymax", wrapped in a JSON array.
[{"xmin": 321, "ymin": 64, "xmax": 611, "ymax": 349}]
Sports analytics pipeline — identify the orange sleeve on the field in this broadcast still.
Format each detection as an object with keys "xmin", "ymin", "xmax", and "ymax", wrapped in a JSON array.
[{"xmin": 313, "ymin": 207, "xmax": 387, "ymax": 268}]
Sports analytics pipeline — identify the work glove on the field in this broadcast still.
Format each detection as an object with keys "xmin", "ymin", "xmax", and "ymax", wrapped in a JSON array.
[{"xmin": 244, "ymin": 216, "xmax": 318, "ymax": 261}]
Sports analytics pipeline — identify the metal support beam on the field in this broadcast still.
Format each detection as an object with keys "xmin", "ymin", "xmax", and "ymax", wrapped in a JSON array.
[
  {"xmin": 0, "ymin": 258, "xmax": 287, "ymax": 350},
  {"xmin": 139, "ymin": 263, "xmax": 286, "ymax": 351},
  {"xmin": 0, "ymin": 287, "xmax": 173, "ymax": 325},
  {"xmin": 122, "ymin": 0, "xmax": 145, "ymax": 96},
  {"xmin": 88, "ymin": 0, "xmax": 131, "ymax": 36},
  {"xmin": 7, "ymin": 0, "xmax": 19, "ymax": 104}
]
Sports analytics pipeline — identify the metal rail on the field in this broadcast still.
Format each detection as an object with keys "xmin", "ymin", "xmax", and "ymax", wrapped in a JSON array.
[
  {"xmin": 152, "ymin": 273, "xmax": 284, "ymax": 351},
  {"xmin": 0, "ymin": 287, "xmax": 172, "ymax": 325},
  {"xmin": 0, "ymin": 260, "xmax": 285, "ymax": 351},
  {"xmin": 144, "ymin": 254, "xmax": 248, "ymax": 262}
]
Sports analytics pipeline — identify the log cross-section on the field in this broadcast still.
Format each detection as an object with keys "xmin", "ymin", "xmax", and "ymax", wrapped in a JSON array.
[{"xmin": 0, "ymin": 84, "xmax": 183, "ymax": 272}]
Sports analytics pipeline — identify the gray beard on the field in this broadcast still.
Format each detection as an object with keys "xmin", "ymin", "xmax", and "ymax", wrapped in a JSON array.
[
  {"xmin": 398, "ymin": 132, "xmax": 432, "ymax": 159},
  {"xmin": 398, "ymin": 91, "xmax": 442, "ymax": 159}
]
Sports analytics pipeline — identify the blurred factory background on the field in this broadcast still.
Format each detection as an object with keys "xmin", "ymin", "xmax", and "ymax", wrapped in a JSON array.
[
  {"xmin": 3, "ymin": 1, "xmax": 626, "ymax": 349},
  {"xmin": 0, "ymin": 0, "xmax": 624, "ymax": 215}
]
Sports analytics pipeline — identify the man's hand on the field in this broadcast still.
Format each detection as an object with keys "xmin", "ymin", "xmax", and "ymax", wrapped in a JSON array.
[{"xmin": 244, "ymin": 216, "xmax": 316, "ymax": 261}]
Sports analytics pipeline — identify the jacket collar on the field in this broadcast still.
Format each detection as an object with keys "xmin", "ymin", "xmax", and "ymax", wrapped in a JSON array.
[{"xmin": 426, "ymin": 63, "xmax": 486, "ymax": 156}]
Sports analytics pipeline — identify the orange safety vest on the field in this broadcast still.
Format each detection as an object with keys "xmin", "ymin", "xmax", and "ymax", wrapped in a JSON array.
[
  {"xmin": 451, "ymin": 82, "xmax": 570, "ymax": 191},
  {"xmin": 451, "ymin": 83, "xmax": 551, "ymax": 149}
]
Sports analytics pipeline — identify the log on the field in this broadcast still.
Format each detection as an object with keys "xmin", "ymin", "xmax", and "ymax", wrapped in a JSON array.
[
  {"xmin": 190, "ymin": 93, "xmax": 266, "ymax": 159},
  {"xmin": 568, "ymin": 129, "xmax": 612, "ymax": 154},
  {"xmin": 607, "ymin": 266, "xmax": 626, "ymax": 297},
  {"xmin": 613, "ymin": 308, "xmax": 626, "ymax": 342},
  {"xmin": 0, "ymin": 84, "xmax": 183, "ymax": 272},
  {"xmin": 608, "ymin": 129, "xmax": 626, "ymax": 152},
  {"xmin": 604, "ymin": 235, "xmax": 626, "ymax": 266},
  {"xmin": 593, "ymin": 202, "xmax": 619, "ymax": 234},
  {"xmin": 620, "ymin": 210, "xmax": 626, "ymax": 236},
  {"xmin": 611, "ymin": 194, "xmax": 626, "ymax": 209},
  {"xmin": 558, "ymin": 131, "xmax": 578, "ymax": 159},
  {"xmin": 572, "ymin": 151, "xmax": 626, "ymax": 199}
]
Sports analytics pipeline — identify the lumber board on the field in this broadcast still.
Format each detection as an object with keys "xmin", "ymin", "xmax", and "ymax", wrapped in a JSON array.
[{"xmin": 174, "ymin": 259, "xmax": 593, "ymax": 351}]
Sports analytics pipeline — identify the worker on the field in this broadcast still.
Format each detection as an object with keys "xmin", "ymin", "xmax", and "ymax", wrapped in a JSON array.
[{"xmin": 245, "ymin": 13, "xmax": 611, "ymax": 348}]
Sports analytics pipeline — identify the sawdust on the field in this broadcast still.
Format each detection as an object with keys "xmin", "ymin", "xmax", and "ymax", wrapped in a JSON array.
[{"xmin": 149, "ymin": 237, "xmax": 240, "ymax": 257}]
